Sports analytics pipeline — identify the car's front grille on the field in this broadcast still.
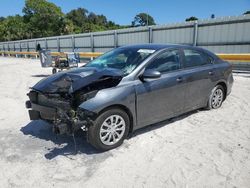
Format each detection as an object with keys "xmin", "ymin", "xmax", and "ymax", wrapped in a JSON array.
[
  {"xmin": 37, "ymin": 93, "xmax": 53, "ymax": 107},
  {"xmin": 37, "ymin": 93, "xmax": 71, "ymax": 110}
]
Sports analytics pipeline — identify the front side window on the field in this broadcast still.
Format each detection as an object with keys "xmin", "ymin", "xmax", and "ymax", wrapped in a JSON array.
[
  {"xmin": 183, "ymin": 49, "xmax": 212, "ymax": 68},
  {"xmin": 85, "ymin": 48, "xmax": 155, "ymax": 75},
  {"xmin": 145, "ymin": 50, "xmax": 180, "ymax": 73}
]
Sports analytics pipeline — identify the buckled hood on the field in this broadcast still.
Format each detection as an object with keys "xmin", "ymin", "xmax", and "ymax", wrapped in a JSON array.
[{"xmin": 32, "ymin": 67, "xmax": 123, "ymax": 94}]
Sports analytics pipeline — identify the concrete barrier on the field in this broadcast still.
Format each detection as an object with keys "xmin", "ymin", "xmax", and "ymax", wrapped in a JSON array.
[
  {"xmin": 217, "ymin": 54, "xmax": 250, "ymax": 62},
  {"xmin": 0, "ymin": 51, "xmax": 103, "ymax": 59}
]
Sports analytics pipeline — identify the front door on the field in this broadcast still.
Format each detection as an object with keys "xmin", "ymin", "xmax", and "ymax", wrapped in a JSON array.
[{"xmin": 135, "ymin": 49, "xmax": 187, "ymax": 128}]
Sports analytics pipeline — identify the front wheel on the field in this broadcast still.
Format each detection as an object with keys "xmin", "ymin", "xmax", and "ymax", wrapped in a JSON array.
[
  {"xmin": 88, "ymin": 108, "xmax": 130, "ymax": 151},
  {"xmin": 207, "ymin": 85, "xmax": 225, "ymax": 109}
]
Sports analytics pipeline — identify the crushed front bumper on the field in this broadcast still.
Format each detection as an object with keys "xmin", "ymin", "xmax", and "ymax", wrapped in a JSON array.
[
  {"xmin": 26, "ymin": 100, "xmax": 57, "ymax": 120},
  {"xmin": 25, "ymin": 90, "xmax": 92, "ymax": 134}
]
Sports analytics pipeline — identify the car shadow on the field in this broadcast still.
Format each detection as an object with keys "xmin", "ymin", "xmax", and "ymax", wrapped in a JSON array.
[
  {"xmin": 31, "ymin": 74, "xmax": 51, "ymax": 78},
  {"xmin": 130, "ymin": 109, "xmax": 200, "ymax": 138},
  {"xmin": 20, "ymin": 109, "xmax": 202, "ymax": 159},
  {"xmin": 20, "ymin": 120, "xmax": 100, "ymax": 160}
]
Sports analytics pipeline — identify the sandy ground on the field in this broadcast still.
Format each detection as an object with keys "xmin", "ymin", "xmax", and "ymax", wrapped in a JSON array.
[{"xmin": 0, "ymin": 57, "xmax": 249, "ymax": 188}]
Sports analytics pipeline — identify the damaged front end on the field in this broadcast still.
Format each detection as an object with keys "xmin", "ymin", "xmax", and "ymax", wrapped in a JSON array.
[
  {"xmin": 26, "ymin": 90, "xmax": 92, "ymax": 135},
  {"xmin": 26, "ymin": 67, "xmax": 123, "ymax": 135}
]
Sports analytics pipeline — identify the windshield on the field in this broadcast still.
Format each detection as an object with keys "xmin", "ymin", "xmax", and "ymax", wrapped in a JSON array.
[{"xmin": 85, "ymin": 48, "xmax": 156, "ymax": 75}]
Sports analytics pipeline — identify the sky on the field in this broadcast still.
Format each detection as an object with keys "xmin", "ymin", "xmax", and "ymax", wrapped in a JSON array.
[{"xmin": 0, "ymin": 0, "xmax": 249, "ymax": 25}]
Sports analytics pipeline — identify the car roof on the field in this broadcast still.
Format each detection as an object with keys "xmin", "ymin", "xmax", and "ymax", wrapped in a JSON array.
[
  {"xmin": 119, "ymin": 43, "xmax": 190, "ymax": 50},
  {"xmin": 119, "ymin": 44, "xmax": 219, "ymax": 59}
]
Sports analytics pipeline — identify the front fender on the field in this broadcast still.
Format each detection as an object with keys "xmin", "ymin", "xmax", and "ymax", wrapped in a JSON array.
[{"xmin": 78, "ymin": 84, "xmax": 137, "ymax": 127}]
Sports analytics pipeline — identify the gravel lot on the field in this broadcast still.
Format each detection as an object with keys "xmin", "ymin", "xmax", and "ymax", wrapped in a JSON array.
[{"xmin": 0, "ymin": 57, "xmax": 250, "ymax": 188}]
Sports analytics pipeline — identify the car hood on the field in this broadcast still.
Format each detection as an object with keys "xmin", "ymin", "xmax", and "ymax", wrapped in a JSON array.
[{"xmin": 32, "ymin": 67, "xmax": 123, "ymax": 94}]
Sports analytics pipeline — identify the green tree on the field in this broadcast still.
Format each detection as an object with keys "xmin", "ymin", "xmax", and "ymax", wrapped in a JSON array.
[
  {"xmin": 185, "ymin": 16, "xmax": 198, "ymax": 22},
  {"xmin": 106, "ymin": 21, "xmax": 120, "ymax": 30},
  {"xmin": 0, "ymin": 22, "xmax": 4, "ymax": 41},
  {"xmin": 0, "ymin": 1, "xmax": 124, "ymax": 42},
  {"xmin": 88, "ymin": 13, "xmax": 108, "ymax": 25},
  {"xmin": 66, "ymin": 8, "xmax": 121, "ymax": 33},
  {"xmin": 0, "ymin": 15, "xmax": 27, "ymax": 41},
  {"xmin": 23, "ymin": 0, "xmax": 66, "ymax": 38},
  {"xmin": 63, "ymin": 18, "xmax": 74, "ymax": 34},
  {"xmin": 0, "ymin": 17, "xmax": 5, "ymax": 41},
  {"xmin": 132, "ymin": 13, "xmax": 156, "ymax": 26},
  {"xmin": 243, "ymin": 11, "xmax": 250, "ymax": 15},
  {"xmin": 0, "ymin": 17, "xmax": 5, "ymax": 22},
  {"xmin": 66, "ymin": 8, "xmax": 88, "ymax": 33}
]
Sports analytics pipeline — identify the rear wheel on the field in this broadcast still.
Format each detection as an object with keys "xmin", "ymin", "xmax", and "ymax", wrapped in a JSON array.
[
  {"xmin": 88, "ymin": 108, "xmax": 130, "ymax": 151},
  {"xmin": 207, "ymin": 85, "xmax": 225, "ymax": 109}
]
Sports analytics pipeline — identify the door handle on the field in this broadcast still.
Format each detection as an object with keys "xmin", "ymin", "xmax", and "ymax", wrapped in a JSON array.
[
  {"xmin": 176, "ymin": 77, "xmax": 183, "ymax": 82},
  {"xmin": 209, "ymin": 71, "xmax": 214, "ymax": 75}
]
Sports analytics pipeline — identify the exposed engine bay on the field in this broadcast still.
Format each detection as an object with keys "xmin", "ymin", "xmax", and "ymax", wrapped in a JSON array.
[{"xmin": 26, "ymin": 67, "xmax": 122, "ymax": 135}]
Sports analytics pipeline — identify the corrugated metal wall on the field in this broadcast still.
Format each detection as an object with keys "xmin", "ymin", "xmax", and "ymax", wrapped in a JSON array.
[
  {"xmin": 0, "ymin": 15, "xmax": 249, "ymax": 53},
  {"xmin": 152, "ymin": 22, "xmax": 194, "ymax": 45},
  {"xmin": 197, "ymin": 15, "xmax": 250, "ymax": 53}
]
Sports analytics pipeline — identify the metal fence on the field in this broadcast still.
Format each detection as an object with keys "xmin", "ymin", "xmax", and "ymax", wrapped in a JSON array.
[{"xmin": 0, "ymin": 15, "xmax": 250, "ymax": 54}]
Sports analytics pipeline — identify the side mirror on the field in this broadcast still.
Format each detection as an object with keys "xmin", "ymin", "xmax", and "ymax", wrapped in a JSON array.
[{"xmin": 140, "ymin": 69, "xmax": 161, "ymax": 81}]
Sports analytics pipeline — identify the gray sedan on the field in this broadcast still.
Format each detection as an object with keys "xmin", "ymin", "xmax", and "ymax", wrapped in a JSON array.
[{"xmin": 26, "ymin": 44, "xmax": 234, "ymax": 151}]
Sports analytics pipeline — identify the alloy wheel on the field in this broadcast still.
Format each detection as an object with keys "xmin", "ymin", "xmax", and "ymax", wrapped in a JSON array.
[
  {"xmin": 212, "ymin": 88, "xmax": 223, "ymax": 108},
  {"xmin": 99, "ymin": 115, "xmax": 126, "ymax": 145}
]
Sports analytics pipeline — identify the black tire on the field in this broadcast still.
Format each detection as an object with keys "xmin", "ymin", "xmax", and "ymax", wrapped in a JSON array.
[
  {"xmin": 207, "ymin": 85, "xmax": 225, "ymax": 110},
  {"xmin": 52, "ymin": 68, "xmax": 57, "ymax": 74},
  {"xmin": 88, "ymin": 108, "xmax": 130, "ymax": 151}
]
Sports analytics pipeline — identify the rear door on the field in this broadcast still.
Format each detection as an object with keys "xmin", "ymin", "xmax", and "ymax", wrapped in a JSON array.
[{"xmin": 181, "ymin": 49, "xmax": 215, "ymax": 111}]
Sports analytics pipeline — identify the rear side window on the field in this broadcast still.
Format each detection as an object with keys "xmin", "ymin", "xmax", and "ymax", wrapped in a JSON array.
[
  {"xmin": 146, "ymin": 49, "xmax": 180, "ymax": 73},
  {"xmin": 183, "ymin": 49, "xmax": 213, "ymax": 68}
]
